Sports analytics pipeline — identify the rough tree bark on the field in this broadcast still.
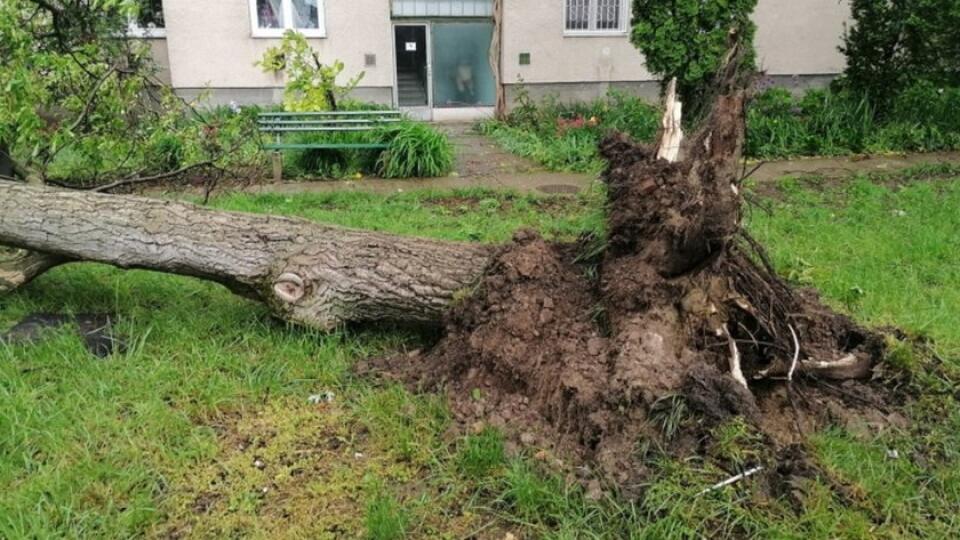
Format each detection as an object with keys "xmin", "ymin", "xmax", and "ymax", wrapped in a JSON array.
[
  {"xmin": 0, "ymin": 249, "xmax": 66, "ymax": 295},
  {"xmin": 0, "ymin": 181, "xmax": 493, "ymax": 329}
]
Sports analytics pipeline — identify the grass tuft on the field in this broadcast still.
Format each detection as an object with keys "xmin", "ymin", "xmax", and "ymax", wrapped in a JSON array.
[
  {"xmin": 365, "ymin": 489, "xmax": 409, "ymax": 540},
  {"xmin": 457, "ymin": 428, "xmax": 506, "ymax": 479}
]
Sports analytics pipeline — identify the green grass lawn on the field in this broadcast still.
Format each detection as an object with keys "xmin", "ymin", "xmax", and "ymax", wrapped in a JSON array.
[{"xmin": 1, "ymin": 177, "xmax": 959, "ymax": 538}]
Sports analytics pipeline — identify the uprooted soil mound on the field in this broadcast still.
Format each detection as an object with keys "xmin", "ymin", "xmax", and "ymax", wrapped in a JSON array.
[{"xmin": 360, "ymin": 92, "xmax": 898, "ymax": 493}]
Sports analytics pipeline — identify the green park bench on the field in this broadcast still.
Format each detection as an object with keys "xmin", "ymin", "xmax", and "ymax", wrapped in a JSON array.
[{"xmin": 257, "ymin": 110, "xmax": 403, "ymax": 181}]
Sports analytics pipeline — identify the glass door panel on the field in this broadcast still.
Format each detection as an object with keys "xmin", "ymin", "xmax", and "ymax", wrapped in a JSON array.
[{"xmin": 431, "ymin": 22, "xmax": 495, "ymax": 108}]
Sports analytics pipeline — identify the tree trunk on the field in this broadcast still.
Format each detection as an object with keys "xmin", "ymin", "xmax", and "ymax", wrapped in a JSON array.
[
  {"xmin": 0, "ymin": 249, "xmax": 65, "ymax": 295},
  {"xmin": 489, "ymin": 0, "xmax": 507, "ymax": 120},
  {"xmin": 0, "ymin": 181, "xmax": 494, "ymax": 330}
]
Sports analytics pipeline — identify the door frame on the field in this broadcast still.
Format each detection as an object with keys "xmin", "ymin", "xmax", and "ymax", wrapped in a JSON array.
[{"xmin": 392, "ymin": 22, "xmax": 433, "ymax": 121}]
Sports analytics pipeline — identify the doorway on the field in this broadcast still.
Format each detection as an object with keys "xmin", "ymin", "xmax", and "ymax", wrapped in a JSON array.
[{"xmin": 394, "ymin": 25, "xmax": 429, "ymax": 109}]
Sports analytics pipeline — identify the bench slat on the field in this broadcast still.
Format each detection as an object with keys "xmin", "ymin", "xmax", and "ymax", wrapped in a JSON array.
[
  {"xmin": 263, "ymin": 143, "xmax": 390, "ymax": 150},
  {"xmin": 260, "ymin": 127, "xmax": 388, "ymax": 132},
  {"xmin": 258, "ymin": 111, "xmax": 404, "ymax": 156},
  {"xmin": 258, "ymin": 119, "xmax": 402, "ymax": 126},
  {"xmin": 258, "ymin": 111, "xmax": 402, "ymax": 117}
]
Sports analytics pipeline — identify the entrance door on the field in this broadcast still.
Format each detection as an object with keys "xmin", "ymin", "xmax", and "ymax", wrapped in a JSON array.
[
  {"xmin": 394, "ymin": 25, "xmax": 431, "ymax": 118},
  {"xmin": 430, "ymin": 22, "xmax": 496, "ymax": 112}
]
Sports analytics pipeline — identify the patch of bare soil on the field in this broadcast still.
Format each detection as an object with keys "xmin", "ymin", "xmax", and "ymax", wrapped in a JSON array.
[{"xmin": 361, "ymin": 92, "xmax": 903, "ymax": 496}]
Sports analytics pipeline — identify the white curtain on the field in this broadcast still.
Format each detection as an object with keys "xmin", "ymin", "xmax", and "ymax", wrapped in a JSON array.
[
  {"xmin": 292, "ymin": 0, "xmax": 320, "ymax": 29},
  {"xmin": 257, "ymin": 0, "xmax": 284, "ymax": 28}
]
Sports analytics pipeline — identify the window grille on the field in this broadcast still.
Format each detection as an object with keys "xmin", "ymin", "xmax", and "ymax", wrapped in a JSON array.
[{"xmin": 565, "ymin": 0, "xmax": 626, "ymax": 33}]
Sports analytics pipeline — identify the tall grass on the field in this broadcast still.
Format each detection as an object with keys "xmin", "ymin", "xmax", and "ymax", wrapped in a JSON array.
[
  {"xmin": 478, "ymin": 90, "xmax": 660, "ymax": 173},
  {"xmin": 284, "ymin": 120, "xmax": 454, "ymax": 179},
  {"xmin": 483, "ymin": 83, "xmax": 960, "ymax": 173},
  {"xmin": 747, "ymin": 84, "xmax": 960, "ymax": 158},
  {"xmin": 376, "ymin": 121, "xmax": 455, "ymax": 178}
]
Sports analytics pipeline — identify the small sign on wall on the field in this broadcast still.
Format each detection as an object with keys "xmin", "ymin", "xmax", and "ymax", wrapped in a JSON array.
[{"xmin": 405, "ymin": 42, "xmax": 417, "ymax": 52}]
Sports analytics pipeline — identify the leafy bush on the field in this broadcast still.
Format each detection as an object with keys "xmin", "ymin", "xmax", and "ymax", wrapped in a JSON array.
[
  {"xmin": 144, "ymin": 133, "xmax": 185, "ymax": 173},
  {"xmin": 45, "ymin": 97, "xmax": 265, "ymax": 185},
  {"xmin": 258, "ymin": 30, "xmax": 363, "ymax": 112},
  {"xmin": 376, "ymin": 121, "xmax": 455, "ymax": 178},
  {"xmin": 841, "ymin": 0, "xmax": 960, "ymax": 107},
  {"xmin": 746, "ymin": 88, "xmax": 875, "ymax": 158},
  {"xmin": 747, "ymin": 84, "xmax": 960, "ymax": 158},
  {"xmin": 631, "ymin": 0, "xmax": 758, "ymax": 116},
  {"xmin": 479, "ymin": 90, "xmax": 660, "ymax": 173}
]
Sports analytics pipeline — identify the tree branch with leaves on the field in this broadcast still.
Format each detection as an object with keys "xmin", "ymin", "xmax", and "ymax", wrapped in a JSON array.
[{"xmin": 258, "ymin": 30, "xmax": 365, "ymax": 112}]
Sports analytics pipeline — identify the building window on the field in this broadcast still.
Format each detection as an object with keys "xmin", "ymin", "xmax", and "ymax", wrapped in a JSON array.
[
  {"xmin": 565, "ymin": 0, "xmax": 627, "ymax": 34},
  {"xmin": 250, "ymin": 0, "xmax": 325, "ymax": 38},
  {"xmin": 128, "ymin": 0, "xmax": 165, "ymax": 38}
]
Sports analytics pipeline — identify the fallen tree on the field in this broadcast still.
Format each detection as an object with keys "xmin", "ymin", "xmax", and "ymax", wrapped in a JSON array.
[
  {"xmin": 0, "ymin": 80, "xmax": 889, "ymax": 491},
  {"xmin": 0, "ymin": 181, "xmax": 493, "ymax": 329}
]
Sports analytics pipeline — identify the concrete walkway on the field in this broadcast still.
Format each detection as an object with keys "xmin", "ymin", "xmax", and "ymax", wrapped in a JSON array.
[{"xmin": 244, "ymin": 124, "xmax": 960, "ymax": 196}]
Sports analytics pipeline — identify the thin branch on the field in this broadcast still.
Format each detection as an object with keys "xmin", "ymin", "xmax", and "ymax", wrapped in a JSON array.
[
  {"xmin": 739, "ymin": 160, "xmax": 766, "ymax": 183},
  {"xmin": 89, "ymin": 160, "xmax": 216, "ymax": 193},
  {"xmin": 64, "ymin": 65, "xmax": 117, "ymax": 135}
]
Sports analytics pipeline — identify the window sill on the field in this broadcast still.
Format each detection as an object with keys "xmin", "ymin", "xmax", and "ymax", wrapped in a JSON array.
[
  {"xmin": 251, "ymin": 29, "xmax": 327, "ymax": 39},
  {"xmin": 562, "ymin": 30, "xmax": 628, "ymax": 38},
  {"xmin": 127, "ymin": 28, "xmax": 167, "ymax": 39}
]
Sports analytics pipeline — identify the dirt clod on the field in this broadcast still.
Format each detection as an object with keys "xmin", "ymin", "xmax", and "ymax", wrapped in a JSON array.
[{"xmin": 364, "ymin": 91, "xmax": 893, "ymax": 491}]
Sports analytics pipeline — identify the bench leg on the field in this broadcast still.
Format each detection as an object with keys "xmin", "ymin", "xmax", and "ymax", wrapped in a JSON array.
[{"xmin": 271, "ymin": 151, "xmax": 283, "ymax": 183}]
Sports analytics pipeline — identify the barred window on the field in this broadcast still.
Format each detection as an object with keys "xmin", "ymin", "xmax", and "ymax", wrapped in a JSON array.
[{"xmin": 565, "ymin": 0, "xmax": 627, "ymax": 33}]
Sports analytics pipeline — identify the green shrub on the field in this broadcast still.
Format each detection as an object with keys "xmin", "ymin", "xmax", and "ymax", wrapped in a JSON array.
[
  {"xmin": 746, "ymin": 88, "xmax": 875, "ymax": 158},
  {"xmin": 841, "ymin": 0, "xmax": 960, "ymax": 107},
  {"xmin": 478, "ymin": 91, "xmax": 659, "ymax": 173},
  {"xmin": 144, "ymin": 133, "xmax": 185, "ymax": 173},
  {"xmin": 631, "ymin": 0, "xmax": 758, "ymax": 116},
  {"xmin": 376, "ymin": 121, "xmax": 454, "ymax": 178},
  {"xmin": 258, "ymin": 31, "xmax": 363, "ymax": 112},
  {"xmin": 746, "ymin": 85, "xmax": 960, "ymax": 158}
]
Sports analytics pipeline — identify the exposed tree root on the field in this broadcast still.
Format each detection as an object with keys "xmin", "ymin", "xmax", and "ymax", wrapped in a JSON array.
[{"xmin": 363, "ymin": 88, "xmax": 888, "ymax": 493}]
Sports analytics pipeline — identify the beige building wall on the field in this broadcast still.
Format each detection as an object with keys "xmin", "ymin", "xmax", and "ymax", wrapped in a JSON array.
[
  {"xmin": 148, "ymin": 39, "xmax": 172, "ymax": 86},
  {"xmin": 156, "ymin": 0, "xmax": 852, "ymax": 104},
  {"xmin": 754, "ymin": 0, "xmax": 850, "ymax": 75},
  {"xmin": 503, "ymin": 0, "xmax": 850, "ymax": 85},
  {"xmin": 163, "ymin": 0, "xmax": 395, "ymax": 97},
  {"xmin": 502, "ymin": 2, "xmax": 652, "ymax": 86}
]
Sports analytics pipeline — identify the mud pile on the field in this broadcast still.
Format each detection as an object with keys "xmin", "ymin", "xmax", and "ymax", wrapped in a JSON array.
[{"xmin": 363, "ymin": 92, "xmax": 893, "ymax": 492}]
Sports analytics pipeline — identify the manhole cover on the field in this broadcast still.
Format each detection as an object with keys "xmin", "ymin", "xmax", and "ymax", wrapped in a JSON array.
[{"xmin": 536, "ymin": 184, "xmax": 581, "ymax": 194}]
